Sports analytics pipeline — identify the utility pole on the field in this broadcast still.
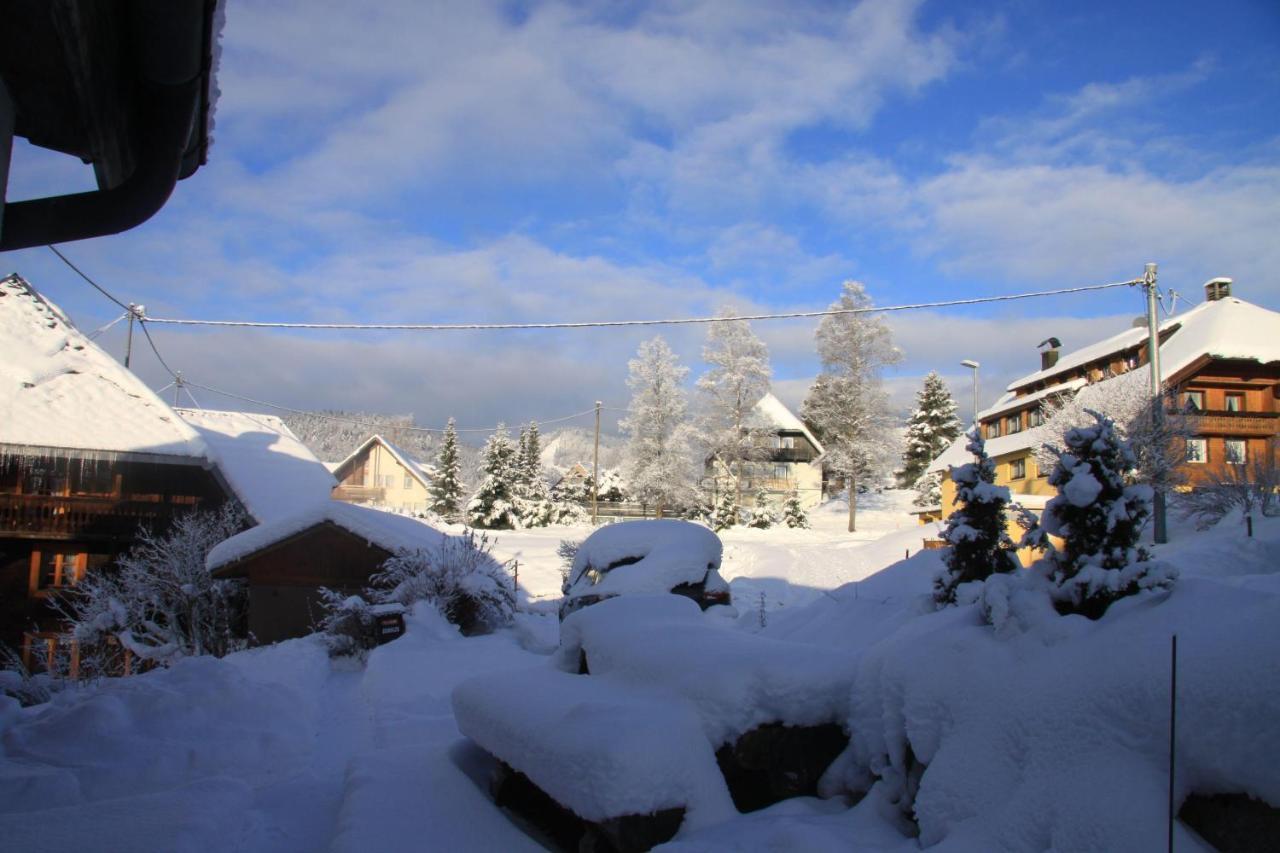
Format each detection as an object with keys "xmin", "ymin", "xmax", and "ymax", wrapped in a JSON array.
[
  {"xmin": 123, "ymin": 303, "xmax": 145, "ymax": 369},
  {"xmin": 1144, "ymin": 262, "xmax": 1168, "ymax": 544},
  {"xmin": 174, "ymin": 372, "xmax": 183, "ymax": 406},
  {"xmin": 592, "ymin": 400, "xmax": 601, "ymax": 526}
]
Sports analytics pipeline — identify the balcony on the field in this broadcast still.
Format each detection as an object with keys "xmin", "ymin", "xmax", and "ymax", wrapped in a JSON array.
[
  {"xmin": 1181, "ymin": 410, "xmax": 1280, "ymax": 437},
  {"xmin": 332, "ymin": 485, "xmax": 387, "ymax": 503},
  {"xmin": 768, "ymin": 448, "xmax": 816, "ymax": 463},
  {"xmin": 0, "ymin": 494, "xmax": 175, "ymax": 541}
]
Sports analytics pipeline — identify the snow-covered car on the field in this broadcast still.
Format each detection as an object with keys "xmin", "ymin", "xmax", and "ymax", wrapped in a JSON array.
[{"xmin": 559, "ymin": 520, "xmax": 730, "ymax": 620}]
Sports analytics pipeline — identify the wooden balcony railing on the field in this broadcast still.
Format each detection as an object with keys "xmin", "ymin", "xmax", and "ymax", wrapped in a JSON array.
[
  {"xmin": 332, "ymin": 485, "xmax": 387, "ymax": 503},
  {"xmin": 1182, "ymin": 410, "xmax": 1280, "ymax": 437},
  {"xmin": 0, "ymin": 494, "xmax": 178, "ymax": 540}
]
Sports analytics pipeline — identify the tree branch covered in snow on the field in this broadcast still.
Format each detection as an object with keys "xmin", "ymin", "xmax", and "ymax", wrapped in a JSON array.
[
  {"xmin": 621, "ymin": 336, "xmax": 697, "ymax": 515},
  {"xmin": 697, "ymin": 312, "xmax": 772, "ymax": 506}
]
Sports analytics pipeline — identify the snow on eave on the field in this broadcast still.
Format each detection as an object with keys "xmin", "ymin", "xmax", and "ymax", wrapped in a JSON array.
[
  {"xmin": 0, "ymin": 274, "xmax": 210, "ymax": 460},
  {"xmin": 175, "ymin": 408, "xmax": 337, "ymax": 526},
  {"xmin": 977, "ymin": 378, "xmax": 1087, "ymax": 422},
  {"xmin": 751, "ymin": 392, "xmax": 824, "ymax": 455},
  {"xmin": 207, "ymin": 500, "xmax": 448, "ymax": 571}
]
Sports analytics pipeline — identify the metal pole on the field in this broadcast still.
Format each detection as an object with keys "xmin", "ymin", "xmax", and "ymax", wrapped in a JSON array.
[
  {"xmin": 1145, "ymin": 262, "xmax": 1168, "ymax": 544},
  {"xmin": 592, "ymin": 400, "xmax": 601, "ymax": 525},
  {"xmin": 174, "ymin": 372, "xmax": 182, "ymax": 406},
  {"xmin": 972, "ymin": 366, "xmax": 979, "ymax": 426},
  {"xmin": 1168, "ymin": 633, "xmax": 1177, "ymax": 853},
  {"xmin": 124, "ymin": 308, "xmax": 136, "ymax": 369}
]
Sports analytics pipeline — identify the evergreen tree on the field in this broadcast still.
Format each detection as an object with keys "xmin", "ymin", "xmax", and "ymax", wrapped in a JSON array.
[
  {"xmin": 429, "ymin": 418, "xmax": 465, "ymax": 517},
  {"xmin": 466, "ymin": 425, "xmax": 520, "ymax": 529},
  {"xmin": 803, "ymin": 281, "xmax": 901, "ymax": 532},
  {"xmin": 621, "ymin": 336, "xmax": 696, "ymax": 516},
  {"xmin": 1037, "ymin": 410, "xmax": 1175, "ymax": 618},
  {"xmin": 747, "ymin": 485, "xmax": 775, "ymax": 529},
  {"xmin": 933, "ymin": 430, "xmax": 1019, "ymax": 607},
  {"xmin": 698, "ymin": 312, "xmax": 772, "ymax": 506},
  {"xmin": 711, "ymin": 489, "xmax": 738, "ymax": 532},
  {"xmin": 898, "ymin": 372, "xmax": 963, "ymax": 489},
  {"xmin": 515, "ymin": 422, "xmax": 557, "ymax": 528},
  {"xmin": 913, "ymin": 471, "xmax": 943, "ymax": 509},
  {"xmin": 782, "ymin": 488, "xmax": 809, "ymax": 529}
]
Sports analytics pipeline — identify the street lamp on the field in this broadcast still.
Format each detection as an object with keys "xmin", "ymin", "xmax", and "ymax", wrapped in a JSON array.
[{"xmin": 960, "ymin": 360, "xmax": 980, "ymax": 426}]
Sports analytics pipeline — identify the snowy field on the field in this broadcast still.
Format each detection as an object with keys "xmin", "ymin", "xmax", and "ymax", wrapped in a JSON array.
[{"xmin": 2, "ymin": 494, "xmax": 1276, "ymax": 852}]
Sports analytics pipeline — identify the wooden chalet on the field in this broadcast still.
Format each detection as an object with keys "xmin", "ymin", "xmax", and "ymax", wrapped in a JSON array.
[
  {"xmin": 207, "ymin": 501, "xmax": 450, "ymax": 644},
  {"xmin": 703, "ymin": 393, "xmax": 825, "ymax": 509},
  {"xmin": 0, "ymin": 275, "xmax": 238, "ymax": 668},
  {"xmin": 331, "ymin": 434, "xmax": 436, "ymax": 513},
  {"xmin": 930, "ymin": 278, "xmax": 1280, "ymax": 561}
]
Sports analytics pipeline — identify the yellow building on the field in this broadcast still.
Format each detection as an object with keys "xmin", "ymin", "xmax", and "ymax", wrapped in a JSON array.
[
  {"xmin": 930, "ymin": 279, "xmax": 1280, "ymax": 562},
  {"xmin": 331, "ymin": 434, "xmax": 436, "ymax": 513}
]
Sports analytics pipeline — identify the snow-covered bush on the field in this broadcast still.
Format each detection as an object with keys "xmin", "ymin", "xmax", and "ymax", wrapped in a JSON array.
[
  {"xmin": 1177, "ymin": 455, "xmax": 1280, "ymax": 530},
  {"xmin": 0, "ymin": 644, "xmax": 56, "ymax": 706},
  {"xmin": 57, "ymin": 504, "xmax": 248, "ymax": 669},
  {"xmin": 1037, "ymin": 410, "xmax": 1175, "ymax": 618},
  {"xmin": 710, "ymin": 489, "xmax": 738, "ymax": 531},
  {"xmin": 747, "ymin": 486, "xmax": 775, "ymax": 529},
  {"xmin": 313, "ymin": 590, "xmax": 376, "ymax": 658},
  {"xmin": 912, "ymin": 471, "xmax": 942, "ymax": 509},
  {"xmin": 556, "ymin": 539, "xmax": 580, "ymax": 591},
  {"xmin": 369, "ymin": 530, "xmax": 515, "ymax": 635},
  {"xmin": 782, "ymin": 489, "xmax": 809, "ymax": 529},
  {"xmin": 933, "ymin": 430, "xmax": 1018, "ymax": 607}
]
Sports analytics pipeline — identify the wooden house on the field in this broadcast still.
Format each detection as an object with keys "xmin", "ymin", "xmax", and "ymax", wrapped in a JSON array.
[
  {"xmin": 207, "ymin": 501, "xmax": 451, "ymax": 644},
  {"xmin": 330, "ymin": 434, "xmax": 436, "ymax": 513},
  {"xmin": 0, "ymin": 275, "xmax": 238, "ymax": 667},
  {"xmin": 703, "ymin": 393, "xmax": 825, "ymax": 509},
  {"xmin": 930, "ymin": 279, "xmax": 1280, "ymax": 561}
]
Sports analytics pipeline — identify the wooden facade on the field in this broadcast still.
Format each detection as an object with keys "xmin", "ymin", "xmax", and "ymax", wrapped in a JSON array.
[
  {"xmin": 212, "ymin": 521, "xmax": 394, "ymax": 644},
  {"xmin": 0, "ymin": 449, "xmax": 233, "ymax": 665}
]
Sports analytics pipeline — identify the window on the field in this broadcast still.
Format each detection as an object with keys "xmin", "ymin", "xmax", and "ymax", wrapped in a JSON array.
[
  {"xmin": 985, "ymin": 422, "xmax": 1001, "ymax": 439},
  {"xmin": 781, "ymin": 436, "xmax": 794, "ymax": 449},
  {"xmin": 29, "ymin": 551, "xmax": 85, "ymax": 596},
  {"xmin": 1006, "ymin": 414, "xmax": 1022, "ymax": 434},
  {"xmin": 1225, "ymin": 439, "xmax": 1247, "ymax": 465},
  {"xmin": 1028, "ymin": 406, "xmax": 1044, "ymax": 428},
  {"xmin": 774, "ymin": 464, "xmax": 790, "ymax": 480},
  {"xmin": 1185, "ymin": 438, "xmax": 1207, "ymax": 463},
  {"xmin": 1010, "ymin": 458, "xmax": 1027, "ymax": 479},
  {"xmin": 1184, "ymin": 390, "xmax": 1205, "ymax": 411},
  {"xmin": 1125, "ymin": 352, "xmax": 1140, "ymax": 370},
  {"xmin": 382, "ymin": 474, "xmax": 396, "ymax": 488},
  {"xmin": 1225, "ymin": 393, "xmax": 1244, "ymax": 413},
  {"xmin": 403, "ymin": 475, "xmax": 413, "ymax": 490}
]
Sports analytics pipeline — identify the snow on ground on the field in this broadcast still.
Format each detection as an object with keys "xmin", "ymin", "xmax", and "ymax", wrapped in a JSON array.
[{"xmin": 3, "ymin": 494, "xmax": 1276, "ymax": 851}]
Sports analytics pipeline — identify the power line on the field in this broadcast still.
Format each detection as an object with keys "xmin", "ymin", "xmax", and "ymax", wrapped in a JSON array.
[
  {"xmin": 47, "ymin": 245, "xmax": 132, "ymax": 312},
  {"xmin": 138, "ymin": 320, "xmax": 183, "ymax": 380},
  {"xmin": 143, "ymin": 279, "xmax": 1142, "ymax": 332},
  {"xmin": 87, "ymin": 311, "xmax": 130, "ymax": 340}
]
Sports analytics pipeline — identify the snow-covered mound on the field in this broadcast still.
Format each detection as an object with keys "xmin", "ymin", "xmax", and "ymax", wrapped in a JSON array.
[
  {"xmin": 452, "ymin": 667, "xmax": 735, "ymax": 829},
  {"xmin": 556, "ymin": 594, "xmax": 858, "ymax": 747},
  {"xmin": 566, "ymin": 519, "xmax": 723, "ymax": 598}
]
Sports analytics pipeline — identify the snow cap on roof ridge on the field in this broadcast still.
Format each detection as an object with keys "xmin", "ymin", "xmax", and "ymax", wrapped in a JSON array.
[{"xmin": 751, "ymin": 392, "xmax": 824, "ymax": 454}]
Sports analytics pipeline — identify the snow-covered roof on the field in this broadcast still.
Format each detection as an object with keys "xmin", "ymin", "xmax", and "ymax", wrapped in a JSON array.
[
  {"xmin": 332, "ymin": 434, "xmax": 433, "ymax": 489},
  {"xmin": 208, "ymin": 501, "xmax": 448, "ymax": 571},
  {"xmin": 976, "ymin": 378, "xmax": 1087, "ymax": 422},
  {"xmin": 176, "ymin": 409, "xmax": 337, "ymax": 526},
  {"xmin": 750, "ymin": 392, "xmax": 824, "ymax": 454},
  {"xmin": 0, "ymin": 274, "xmax": 209, "ymax": 460},
  {"xmin": 1007, "ymin": 296, "xmax": 1280, "ymax": 392}
]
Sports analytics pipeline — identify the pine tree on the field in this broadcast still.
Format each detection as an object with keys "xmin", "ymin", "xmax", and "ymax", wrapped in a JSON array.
[
  {"xmin": 466, "ymin": 425, "xmax": 520, "ymax": 529},
  {"xmin": 711, "ymin": 488, "xmax": 738, "ymax": 532},
  {"xmin": 747, "ymin": 485, "xmax": 775, "ymax": 529},
  {"xmin": 515, "ymin": 422, "xmax": 557, "ymax": 528},
  {"xmin": 803, "ymin": 281, "xmax": 901, "ymax": 532},
  {"xmin": 933, "ymin": 430, "xmax": 1019, "ymax": 607},
  {"xmin": 1038, "ymin": 410, "xmax": 1175, "ymax": 618},
  {"xmin": 621, "ymin": 336, "xmax": 696, "ymax": 516},
  {"xmin": 782, "ymin": 488, "xmax": 809, "ymax": 529},
  {"xmin": 913, "ymin": 472, "xmax": 942, "ymax": 509},
  {"xmin": 698, "ymin": 312, "xmax": 772, "ymax": 506},
  {"xmin": 430, "ymin": 418, "xmax": 465, "ymax": 517},
  {"xmin": 898, "ymin": 372, "xmax": 963, "ymax": 489}
]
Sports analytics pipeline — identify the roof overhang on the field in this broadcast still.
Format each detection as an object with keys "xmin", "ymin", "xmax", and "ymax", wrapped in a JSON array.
[{"xmin": 0, "ymin": 0, "xmax": 222, "ymax": 250}]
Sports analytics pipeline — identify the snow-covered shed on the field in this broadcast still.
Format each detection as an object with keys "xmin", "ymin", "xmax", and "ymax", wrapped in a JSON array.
[
  {"xmin": 0, "ymin": 274, "xmax": 235, "ymax": 659},
  {"xmin": 207, "ymin": 502, "xmax": 448, "ymax": 643},
  {"xmin": 175, "ymin": 409, "xmax": 336, "ymax": 526},
  {"xmin": 330, "ymin": 434, "xmax": 436, "ymax": 513}
]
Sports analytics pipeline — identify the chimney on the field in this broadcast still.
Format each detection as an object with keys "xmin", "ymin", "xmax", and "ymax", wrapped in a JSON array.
[
  {"xmin": 1132, "ymin": 316, "xmax": 1147, "ymax": 328},
  {"xmin": 1204, "ymin": 277, "xmax": 1232, "ymax": 301},
  {"xmin": 1038, "ymin": 337, "xmax": 1061, "ymax": 370}
]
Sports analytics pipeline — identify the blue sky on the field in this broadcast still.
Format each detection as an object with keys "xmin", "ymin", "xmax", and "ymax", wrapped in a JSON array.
[{"xmin": 5, "ymin": 0, "xmax": 1279, "ymax": 437}]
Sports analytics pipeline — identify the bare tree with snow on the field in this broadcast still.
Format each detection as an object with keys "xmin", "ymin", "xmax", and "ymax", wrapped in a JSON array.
[
  {"xmin": 620, "ymin": 336, "xmax": 697, "ymax": 516},
  {"xmin": 803, "ymin": 281, "xmax": 902, "ymax": 532},
  {"xmin": 697, "ymin": 311, "xmax": 773, "ymax": 507}
]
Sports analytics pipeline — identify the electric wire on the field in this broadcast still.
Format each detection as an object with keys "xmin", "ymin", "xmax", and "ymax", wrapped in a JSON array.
[
  {"xmin": 142, "ymin": 279, "xmax": 1142, "ymax": 331},
  {"xmin": 47, "ymin": 245, "xmax": 132, "ymax": 312},
  {"xmin": 87, "ymin": 312, "xmax": 129, "ymax": 340}
]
